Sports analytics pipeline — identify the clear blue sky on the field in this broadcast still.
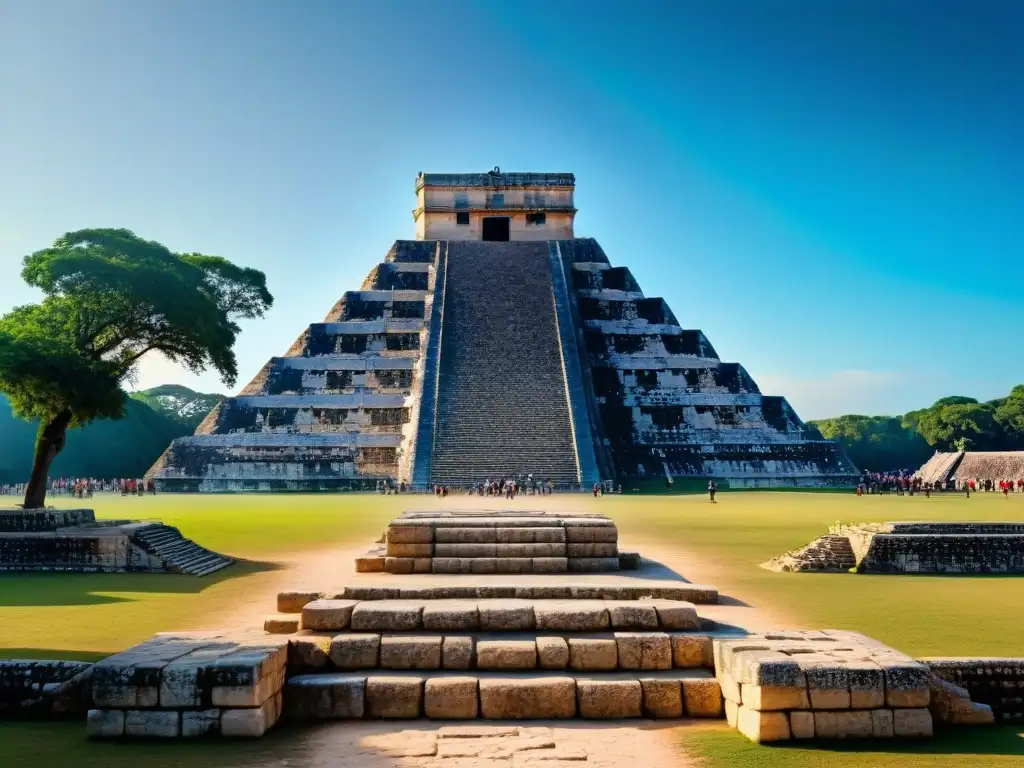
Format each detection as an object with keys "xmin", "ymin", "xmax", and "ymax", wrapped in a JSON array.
[{"xmin": 1, "ymin": 0, "xmax": 1020, "ymax": 419}]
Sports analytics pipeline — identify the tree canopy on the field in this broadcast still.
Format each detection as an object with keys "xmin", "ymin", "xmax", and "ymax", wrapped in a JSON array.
[
  {"xmin": 0, "ymin": 228, "xmax": 272, "ymax": 506},
  {"xmin": 811, "ymin": 385, "xmax": 1024, "ymax": 471}
]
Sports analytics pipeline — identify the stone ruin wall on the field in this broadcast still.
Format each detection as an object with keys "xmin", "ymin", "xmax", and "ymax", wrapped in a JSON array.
[
  {"xmin": 151, "ymin": 242, "xmax": 439, "ymax": 491},
  {"xmin": 563, "ymin": 238, "xmax": 856, "ymax": 487},
  {"xmin": 0, "ymin": 660, "xmax": 93, "ymax": 718},
  {"xmin": 926, "ymin": 659, "xmax": 1024, "ymax": 723}
]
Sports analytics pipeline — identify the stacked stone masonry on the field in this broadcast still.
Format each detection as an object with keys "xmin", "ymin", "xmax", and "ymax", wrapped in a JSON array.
[
  {"xmin": 378, "ymin": 512, "xmax": 621, "ymax": 575},
  {"xmin": 0, "ymin": 509, "xmax": 232, "ymax": 575},
  {"xmin": 767, "ymin": 521, "xmax": 1024, "ymax": 574},
  {"xmin": 715, "ymin": 630, "xmax": 937, "ymax": 742},
  {"xmin": 147, "ymin": 170, "xmax": 857, "ymax": 491}
]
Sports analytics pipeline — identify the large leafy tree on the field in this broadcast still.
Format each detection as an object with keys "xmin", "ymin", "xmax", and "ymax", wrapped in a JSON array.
[{"xmin": 0, "ymin": 229, "xmax": 272, "ymax": 508}]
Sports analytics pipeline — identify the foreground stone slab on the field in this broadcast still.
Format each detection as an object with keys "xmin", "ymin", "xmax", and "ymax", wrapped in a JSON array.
[
  {"xmin": 576, "ymin": 679, "xmax": 642, "ymax": 718},
  {"xmin": 683, "ymin": 677, "xmax": 724, "ymax": 717},
  {"xmin": 568, "ymin": 637, "xmax": 618, "ymax": 671},
  {"xmin": 221, "ymin": 693, "xmax": 282, "ymax": 737},
  {"xmin": 285, "ymin": 674, "xmax": 365, "ymax": 719},
  {"xmin": 350, "ymin": 601, "xmax": 425, "ymax": 631},
  {"xmin": 379, "ymin": 636, "xmax": 442, "ymax": 670},
  {"xmin": 366, "ymin": 675, "xmax": 424, "ymax": 718},
  {"xmin": 478, "ymin": 600, "xmax": 535, "ymax": 631},
  {"xmin": 479, "ymin": 676, "xmax": 576, "ymax": 719},
  {"xmin": 301, "ymin": 600, "xmax": 358, "ymax": 632},
  {"xmin": 477, "ymin": 640, "xmax": 538, "ymax": 670},
  {"xmin": 328, "ymin": 634, "xmax": 381, "ymax": 669},
  {"xmin": 424, "ymin": 676, "xmax": 479, "ymax": 719},
  {"xmin": 87, "ymin": 709, "xmax": 125, "ymax": 738},
  {"xmin": 534, "ymin": 602, "xmax": 609, "ymax": 632},
  {"xmin": 277, "ymin": 591, "xmax": 323, "ymax": 614},
  {"xmin": 640, "ymin": 678, "xmax": 683, "ymax": 718},
  {"xmin": 536, "ymin": 637, "xmax": 569, "ymax": 669},
  {"xmin": 422, "ymin": 600, "xmax": 480, "ymax": 631},
  {"xmin": 264, "ymin": 615, "xmax": 300, "ymax": 635},
  {"xmin": 737, "ymin": 705, "xmax": 790, "ymax": 742},
  {"xmin": 328, "ymin": 583, "xmax": 719, "ymax": 605},
  {"xmin": 615, "ymin": 632, "xmax": 672, "ymax": 670},
  {"xmin": 125, "ymin": 709, "xmax": 180, "ymax": 738},
  {"xmin": 443, "ymin": 636, "xmax": 475, "ymax": 669}
]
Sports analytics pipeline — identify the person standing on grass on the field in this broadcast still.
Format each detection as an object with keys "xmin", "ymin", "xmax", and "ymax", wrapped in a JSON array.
[{"xmin": 708, "ymin": 479, "xmax": 718, "ymax": 503}]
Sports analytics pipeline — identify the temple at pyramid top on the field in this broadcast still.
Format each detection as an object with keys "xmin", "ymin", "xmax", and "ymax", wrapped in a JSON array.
[
  {"xmin": 148, "ymin": 169, "xmax": 858, "ymax": 492},
  {"xmin": 414, "ymin": 168, "xmax": 577, "ymax": 241}
]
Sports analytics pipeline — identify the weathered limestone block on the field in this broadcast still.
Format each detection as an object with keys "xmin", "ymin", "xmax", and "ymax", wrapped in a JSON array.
[
  {"xmin": 125, "ymin": 710, "xmax": 180, "ymax": 738},
  {"xmin": 672, "ymin": 634, "xmax": 713, "ymax": 668},
  {"xmin": 386, "ymin": 542, "xmax": 432, "ymax": 558},
  {"xmin": 871, "ymin": 708, "xmax": 895, "ymax": 737},
  {"xmin": 435, "ymin": 527, "xmax": 497, "ymax": 544},
  {"xmin": 385, "ymin": 557, "xmax": 415, "ymax": 574},
  {"xmin": 814, "ymin": 710, "xmax": 873, "ymax": 738},
  {"xmin": 880, "ymin": 661, "xmax": 931, "ymax": 708},
  {"xmin": 208, "ymin": 639, "xmax": 288, "ymax": 708},
  {"xmin": 495, "ymin": 543, "xmax": 566, "ymax": 557},
  {"xmin": 277, "ymin": 591, "xmax": 323, "ymax": 614},
  {"xmin": 741, "ymin": 683, "xmax": 809, "ymax": 711},
  {"xmin": 469, "ymin": 558, "xmax": 497, "ymax": 574},
  {"xmin": 434, "ymin": 543, "xmax": 498, "ymax": 558},
  {"xmin": 478, "ymin": 599, "xmax": 535, "ymax": 631},
  {"xmin": 568, "ymin": 557, "xmax": 620, "ymax": 573},
  {"xmin": 284, "ymin": 674, "xmax": 365, "ymax": 719},
  {"xmin": 350, "ymin": 601, "xmax": 424, "ymax": 631},
  {"xmin": 614, "ymin": 632, "xmax": 672, "ymax": 670},
  {"xmin": 565, "ymin": 525, "xmax": 618, "ymax": 544},
  {"xmin": 479, "ymin": 677, "xmax": 576, "ymax": 719},
  {"xmin": 355, "ymin": 556, "xmax": 385, "ymax": 573},
  {"xmin": 496, "ymin": 527, "xmax": 565, "ymax": 543},
  {"xmin": 87, "ymin": 709, "xmax": 125, "ymax": 738},
  {"xmin": 789, "ymin": 711, "xmax": 814, "ymax": 739},
  {"xmin": 537, "ymin": 637, "xmax": 569, "ymax": 669},
  {"xmin": 649, "ymin": 601, "xmax": 699, "ymax": 630},
  {"xmin": 328, "ymin": 634, "xmax": 380, "ymax": 669},
  {"xmin": 718, "ymin": 671, "xmax": 742, "ymax": 704},
  {"xmin": 607, "ymin": 602, "xmax": 658, "ymax": 630},
  {"xmin": 683, "ymin": 678, "xmax": 723, "ymax": 717},
  {"xmin": 534, "ymin": 601, "xmax": 609, "ymax": 632},
  {"xmin": 221, "ymin": 692, "xmax": 282, "ymax": 737},
  {"xmin": 495, "ymin": 558, "xmax": 534, "ymax": 573},
  {"xmin": 576, "ymin": 679, "xmax": 642, "ymax": 718},
  {"xmin": 159, "ymin": 644, "xmax": 236, "ymax": 708},
  {"xmin": 379, "ymin": 636, "xmax": 442, "ymax": 670},
  {"xmin": 846, "ymin": 661, "xmax": 886, "ymax": 709},
  {"xmin": 443, "ymin": 637, "xmax": 475, "ymax": 669},
  {"xmin": 422, "ymin": 600, "xmax": 480, "ymax": 631},
  {"xmin": 288, "ymin": 634, "xmax": 333, "ymax": 669},
  {"xmin": 339, "ymin": 586, "xmax": 401, "ymax": 600},
  {"xmin": 566, "ymin": 543, "xmax": 617, "ymax": 558},
  {"xmin": 366, "ymin": 675, "xmax": 424, "ymax": 718},
  {"xmin": 531, "ymin": 557, "xmax": 569, "ymax": 574},
  {"xmin": 181, "ymin": 709, "xmax": 221, "ymax": 737},
  {"xmin": 476, "ymin": 640, "xmax": 538, "ymax": 670},
  {"xmin": 264, "ymin": 615, "xmax": 300, "ymax": 634},
  {"xmin": 737, "ymin": 705, "xmax": 790, "ymax": 742},
  {"xmin": 640, "ymin": 678, "xmax": 683, "ymax": 718},
  {"xmin": 893, "ymin": 708, "xmax": 933, "ymax": 738},
  {"xmin": 302, "ymin": 600, "xmax": 358, "ymax": 632},
  {"xmin": 802, "ymin": 662, "xmax": 851, "ymax": 710},
  {"xmin": 568, "ymin": 637, "xmax": 618, "ymax": 671},
  {"xmin": 432, "ymin": 558, "xmax": 474, "ymax": 575},
  {"xmin": 424, "ymin": 676, "xmax": 479, "ymax": 719},
  {"xmin": 387, "ymin": 525, "xmax": 433, "ymax": 544}
]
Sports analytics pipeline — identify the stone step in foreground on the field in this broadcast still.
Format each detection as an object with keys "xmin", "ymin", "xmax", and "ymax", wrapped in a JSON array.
[
  {"xmin": 285, "ymin": 668, "xmax": 723, "ymax": 721},
  {"xmin": 714, "ymin": 629, "xmax": 975, "ymax": 742},
  {"xmin": 276, "ymin": 582, "xmax": 720, "ymax": 610},
  {"xmin": 288, "ymin": 597, "xmax": 702, "ymax": 634},
  {"xmin": 88, "ymin": 630, "xmax": 287, "ymax": 739},
  {"xmin": 284, "ymin": 629, "xmax": 716, "ymax": 673}
]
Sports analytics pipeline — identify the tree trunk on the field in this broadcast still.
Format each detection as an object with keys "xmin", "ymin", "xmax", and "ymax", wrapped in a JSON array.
[{"xmin": 22, "ymin": 409, "xmax": 73, "ymax": 509}]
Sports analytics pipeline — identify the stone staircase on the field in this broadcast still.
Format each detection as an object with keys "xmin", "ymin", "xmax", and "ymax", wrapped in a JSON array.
[
  {"xmin": 129, "ymin": 523, "xmax": 234, "ymax": 576},
  {"xmin": 429, "ymin": 242, "xmax": 579, "ymax": 486},
  {"xmin": 761, "ymin": 535, "xmax": 857, "ymax": 573}
]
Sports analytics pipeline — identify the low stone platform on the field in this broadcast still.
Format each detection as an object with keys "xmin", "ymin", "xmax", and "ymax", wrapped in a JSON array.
[
  {"xmin": 765, "ymin": 521, "xmax": 1024, "ymax": 574},
  {"xmin": 714, "ymin": 629, "xmax": 963, "ymax": 741},
  {"xmin": 0, "ymin": 509, "xmax": 232, "ymax": 576},
  {"xmin": 88, "ymin": 630, "xmax": 288, "ymax": 738},
  {"xmin": 366, "ymin": 511, "xmax": 622, "ymax": 575}
]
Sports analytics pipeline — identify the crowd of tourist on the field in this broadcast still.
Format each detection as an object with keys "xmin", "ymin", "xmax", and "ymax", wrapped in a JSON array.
[
  {"xmin": 0, "ymin": 477, "xmax": 157, "ymax": 497},
  {"xmin": 858, "ymin": 471, "xmax": 1024, "ymax": 497}
]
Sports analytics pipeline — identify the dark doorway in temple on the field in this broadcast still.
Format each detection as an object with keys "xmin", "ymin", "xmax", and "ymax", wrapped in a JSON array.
[{"xmin": 482, "ymin": 216, "xmax": 510, "ymax": 241}]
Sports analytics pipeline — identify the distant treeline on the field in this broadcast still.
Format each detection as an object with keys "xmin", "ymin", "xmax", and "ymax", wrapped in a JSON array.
[{"xmin": 810, "ymin": 385, "xmax": 1024, "ymax": 472}]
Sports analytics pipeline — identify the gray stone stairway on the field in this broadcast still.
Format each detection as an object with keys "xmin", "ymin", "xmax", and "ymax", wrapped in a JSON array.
[
  {"xmin": 429, "ymin": 241, "xmax": 579, "ymax": 486},
  {"xmin": 130, "ymin": 523, "xmax": 234, "ymax": 576}
]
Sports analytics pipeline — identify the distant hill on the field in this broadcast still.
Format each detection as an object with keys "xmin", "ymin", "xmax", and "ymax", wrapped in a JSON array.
[
  {"xmin": 130, "ymin": 384, "xmax": 223, "ymax": 430},
  {"xmin": 0, "ymin": 385, "xmax": 222, "ymax": 483}
]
